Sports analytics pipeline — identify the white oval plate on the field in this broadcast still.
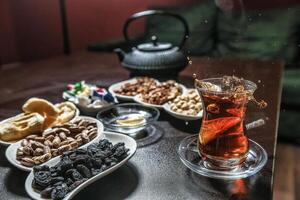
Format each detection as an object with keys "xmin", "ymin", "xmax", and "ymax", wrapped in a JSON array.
[
  {"xmin": 163, "ymin": 103, "xmax": 203, "ymax": 121},
  {"xmin": 25, "ymin": 131, "xmax": 137, "ymax": 200},
  {"xmin": 0, "ymin": 108, "xmax": 80, "ymax": 147},
  {"xmin": 108, "ymin": 78, "xmax": 160, "ymax": 101},
  {"xmin": 5, "ymin": 116, "xmax": 103, "ymax": 172}
]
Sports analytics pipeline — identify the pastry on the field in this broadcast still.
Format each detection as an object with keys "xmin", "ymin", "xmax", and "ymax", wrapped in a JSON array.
[
  {"xmin": 22, "ymin": 98, "xmax": 59, "ymax": 129},
  {"xmin": 23, "ymin": 98, "xmax": 59, "ymax": 116},
  {"xmin": 0, "ymin": 113, "xmax": 44, "ymax": 141}
]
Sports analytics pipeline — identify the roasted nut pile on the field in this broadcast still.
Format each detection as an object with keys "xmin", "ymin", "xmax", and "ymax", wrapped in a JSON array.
[
  {"xmin": 32, "ymin": 139, "xmax": 129, "ymax": 200},
  {"xmin": 16, "ymin": 118, "xmax": 98, "ymax": 167},
  {"xmin": 170, "ymin": 89, "xmax": 202, "ymax": 116},
  {"xmin": 141, "ymin": 80, "xmax": 182, "ymax": 105},
  {"xmin": 114, "ymin": 77, "xmax": 158, "ymax": 96}
]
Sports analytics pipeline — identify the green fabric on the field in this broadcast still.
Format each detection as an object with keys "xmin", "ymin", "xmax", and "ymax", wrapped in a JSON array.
[
  {"xmin": 215, "ymin": 6, "xmax": 300, "ymax": 67},
  {"xmin": 282, "ymin": 69, "xmax": 300, "ymax": 105},
  {"xmin": 147, "ymin": 0, "xmax": 217, "ymax": 55}
]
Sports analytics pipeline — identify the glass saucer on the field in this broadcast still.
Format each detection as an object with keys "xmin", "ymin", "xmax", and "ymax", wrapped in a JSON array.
[{"xmin": 177, "ymin": 135, "xmax": 268, "ymax": 180}]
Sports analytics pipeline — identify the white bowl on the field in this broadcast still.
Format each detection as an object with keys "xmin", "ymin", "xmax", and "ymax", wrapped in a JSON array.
[
  {"xmin": 25, "ymin": 131, "xmax": 137, "ymax": 200},
  {"xmin": 162, "ymin": 88, "xmax": 203, "ymax": 120},
  {"xmin": 163, "ymin": 103, "xmax": 203, "ymax": 121},
  {"xmin": 0, "ymin": 108, "xmax": 80, "ymax": 147},
  {"xmin": 5, "ymin": 116, "xmax": 104, "ymax": 172}
]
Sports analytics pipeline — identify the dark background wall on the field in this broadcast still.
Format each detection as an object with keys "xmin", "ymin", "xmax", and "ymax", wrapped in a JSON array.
[{"xmin": 0, "ymin": 0, "xmax": 298, "ymax": 64}]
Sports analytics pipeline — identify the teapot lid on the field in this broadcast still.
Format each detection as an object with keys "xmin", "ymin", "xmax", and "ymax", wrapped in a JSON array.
[{"xmin": 137, "ymin": 36, "xmax": 173, "ymax": 52}]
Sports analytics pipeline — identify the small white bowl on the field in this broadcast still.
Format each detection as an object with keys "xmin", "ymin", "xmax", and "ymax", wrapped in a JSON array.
[
  {"xmin": 5, "ymin": 116, "xmax": 104, "ymax": 172},
  {"xmin": 24, "ymin": 131, "xmax": 137, "ymax": 200}
]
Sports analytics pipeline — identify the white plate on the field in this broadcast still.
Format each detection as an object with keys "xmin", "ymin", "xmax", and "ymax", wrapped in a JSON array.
[
  {"xmin": 5, "ymin": 116, "xmax": 104, "ymax": 172},
  {"xmin": 25, "ymin": 131, "xmax": 137, "ymax": 200},
  {"xmin": 0, "ymin": 109, "xmax": 80, "ymax": 147},
  {"xmin": 163, "ymin": 103, "xmax": 203, "ymax": 121},
  {"xmin": 108, "ymin": 78, "xmax": 160, "ymax": 101}
]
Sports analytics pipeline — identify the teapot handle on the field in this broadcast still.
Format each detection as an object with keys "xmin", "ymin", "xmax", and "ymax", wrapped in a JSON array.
[{"xmin": 123, "ymin": 10, "xmax": 189, "ymax": 49}]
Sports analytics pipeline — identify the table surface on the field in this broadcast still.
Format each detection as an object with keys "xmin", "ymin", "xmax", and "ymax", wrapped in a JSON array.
[{"xmin": 0, "ymin": 52, "xmax": 284, "ymax": 200}]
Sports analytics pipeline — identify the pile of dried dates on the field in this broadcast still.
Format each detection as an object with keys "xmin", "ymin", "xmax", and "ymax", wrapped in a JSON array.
[{"xmin": 32, "ymin": 139, "xmax": 129, "ymax": 200}]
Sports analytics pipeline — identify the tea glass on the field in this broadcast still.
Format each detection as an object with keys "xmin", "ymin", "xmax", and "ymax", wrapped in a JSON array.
[{"xmin": 196, "ymin": 78, "xmax": 257, "ymax": 171}]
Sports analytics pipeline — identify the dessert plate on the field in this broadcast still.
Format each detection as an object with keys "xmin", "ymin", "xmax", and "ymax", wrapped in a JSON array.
[
  {"xmin": 5, "ymin": 116, "xmax": 103, "ymax": 172},
  {"xmin": 0, "ymin": 108, "xmax": 80, "ymax": 146},
  {"xmin": 25, "ymin": 131, "xmax": 137, "ymax": 200},
  {"xmin": 163, "ymin": 103, "xmax": 203, "ymax": 121}
]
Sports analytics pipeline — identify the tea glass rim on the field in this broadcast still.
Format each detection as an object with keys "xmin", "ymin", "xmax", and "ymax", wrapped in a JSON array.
[{"xmin": 195, "ymin": 77, "xmax": 257, "ymax": 95}]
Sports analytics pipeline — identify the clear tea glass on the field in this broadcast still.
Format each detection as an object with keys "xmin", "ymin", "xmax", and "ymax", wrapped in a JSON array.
[{"xmin": 196, "ymin": 78, "xmax": 257, "ymax": 170}]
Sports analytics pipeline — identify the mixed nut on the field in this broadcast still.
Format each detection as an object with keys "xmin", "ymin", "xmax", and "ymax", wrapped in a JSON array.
[
  {"xmin": 32, "ymin": 139, "xmax": 129, "ymax": 200},
  {"xmin": 114, "ymin": 77, "xmax": 158, "ymax": 96},
  {"xmin": 16, "ymin": 118, "xmax": 98, "ymax": 167},
  {"xmin": 141, "ymin": 80, "xmax": 183, "ymax": 105},
  {"xmin": 170, "ymin": 89, "xmax": 202, "ymax": 116}
]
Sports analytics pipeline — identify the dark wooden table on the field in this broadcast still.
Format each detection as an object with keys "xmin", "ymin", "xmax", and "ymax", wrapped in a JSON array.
[{"xmin": 0, "ymin": 52, "xmax": 283, "ymax": 200}]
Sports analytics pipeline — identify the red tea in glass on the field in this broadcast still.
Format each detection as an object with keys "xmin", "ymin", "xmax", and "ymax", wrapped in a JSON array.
[{"xmin": 195, "ymin": 77, "xmax": 260, "ymax": 170}]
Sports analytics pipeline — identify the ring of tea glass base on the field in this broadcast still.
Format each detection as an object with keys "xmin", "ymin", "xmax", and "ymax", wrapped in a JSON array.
[{"xmin": 177, "ymin": 135, "xmax": 268, "ymax": 180}]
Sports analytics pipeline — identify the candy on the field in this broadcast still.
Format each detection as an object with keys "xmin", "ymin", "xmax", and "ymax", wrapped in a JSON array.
[{"xmin": 63, "ymin": 81, "xmax": 117, "ymax": 109}]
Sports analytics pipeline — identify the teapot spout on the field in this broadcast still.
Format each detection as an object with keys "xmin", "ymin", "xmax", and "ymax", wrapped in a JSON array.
[{"xmin": 114, "ymin": 48, "xmax": 125, "ymax": 61}]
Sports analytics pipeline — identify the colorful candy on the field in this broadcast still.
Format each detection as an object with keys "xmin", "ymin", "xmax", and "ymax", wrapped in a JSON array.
[{"xmin": 63, "ymin": 81, "xmax": 117, "ymax": 108}]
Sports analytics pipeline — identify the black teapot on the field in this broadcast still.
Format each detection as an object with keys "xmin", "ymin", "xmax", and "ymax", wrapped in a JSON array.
[{"xmin": 115, "ymin": 10, "xmax": 190, "ymax": 78}]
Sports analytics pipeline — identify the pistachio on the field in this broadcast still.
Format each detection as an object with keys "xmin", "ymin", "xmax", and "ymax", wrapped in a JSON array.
[
  {"xmin": 51, "ymin": 149, "xmax": 58, "ymax": 157},
  {"xmin": 45, "ymin": 134, "xmax": 55, "ymax": 142},
  {"xmin": 59, "ymin": 132, "xmax": 67, "ymax": 140},
  {"xmin": 52, "ymin": 136, "xmax": 61, "ymax": 148},
  {"xmin": 88, "ymin": 131, "xmax": 97, "ymax": 140},
  {"xmin": 34, "ymin": 148, "xmax": 44, "ymax": 156},
  {"xmin": 69, "ymin": 141, "xmax": 79, "ymax": 149},
  {"xmin": 58, "ymin": 144, "xmax": 71, "ymax": 155},
  {"xmin": 59, "ymin": 140, "xmax": 69, "ymax": 147},
  {"xmin": 26, "ymin": 134, "xmax": 38, "ymax": 139},
  {"xmin": 21, "ymin": 158, "xmax": 35, "ymax": 167},
  {"xmin": 44, "ymin": 140, "xmax": 53, "ymax": 148},
  {"xmin": 31, "ymin": 141, "xmax": 45, "ymax": 149},
  {"xmin": 81, "ymin": 131, "xmax": 89, "ymax": 144},
  {"xmin": 21, "ymin": 139, "xmax": 29, "ymax": 147},
  {"xmin": 43, "ymin": 146, "xmax": 51, "ymax": 154}
]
